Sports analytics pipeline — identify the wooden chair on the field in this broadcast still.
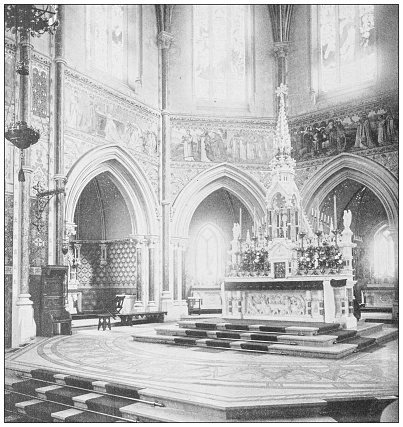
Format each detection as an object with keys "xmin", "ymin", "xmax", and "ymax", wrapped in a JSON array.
[{"xmin": 97, "ymin": 295, "xmax": 125, "ymax": 331}]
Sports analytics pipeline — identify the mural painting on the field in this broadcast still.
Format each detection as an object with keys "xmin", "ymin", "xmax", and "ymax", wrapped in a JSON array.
[
  {"xmin": 171, "ymin": 126, "xmax": 276, "ymax": 164},
  {"xmin": 65, "ymin": 82, "xmax": 159, "ymax": 157}
]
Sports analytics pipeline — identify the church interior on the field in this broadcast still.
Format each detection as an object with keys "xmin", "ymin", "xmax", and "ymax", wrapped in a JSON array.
[{"xmin": 4, "ymin": 4, "xmax": 398, "ymax": 423}]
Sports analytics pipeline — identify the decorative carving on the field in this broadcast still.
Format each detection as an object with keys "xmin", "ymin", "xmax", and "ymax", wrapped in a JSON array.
[
  {"xmin": 157, "ymin": 31, "xmax": 173, "ymax": 49},
  {"xmin": 245, "ymin": 292, "xmax": 306, "ymax": 317},
  {"xmin": 273, "ymin": 42, "xmax": 289, "ymax": 58},
  {"xmin": 32, "ymin": 67, "xmax": 48, "ymax": 118}
]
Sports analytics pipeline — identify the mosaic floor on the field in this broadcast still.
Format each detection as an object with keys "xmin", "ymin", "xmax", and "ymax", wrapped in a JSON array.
[{"xmin": 6, "ymin": 323, "xmax": 398, "ymax": 407}]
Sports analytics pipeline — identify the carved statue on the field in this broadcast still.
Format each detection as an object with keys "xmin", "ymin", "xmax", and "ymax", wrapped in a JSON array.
[
  {"xmin": 377, "ymin": 115, "xmax": 387, "ymax": 146},
  {"xmin": 343, "ymin": 209, "xmax": 352, "ymax": 232},
  {"xmin": 385, "ymin": 111, "xmax": 398, "ymax": 143},
  {"xmin": 232, "ymin": 223, "xmax": 241, "ymax": 241}
]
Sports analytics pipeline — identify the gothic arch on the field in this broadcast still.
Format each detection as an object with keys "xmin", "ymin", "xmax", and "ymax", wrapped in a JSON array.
[
  {"xmin": 301, "ymin": 153, "xmax": 398, "ymax": 229},
  {"xmin": 65, "ymin": 144, "xmax": 158, "ymax": 235},
  {"xmin": 171, "ymin": 163, "xmax": 266, "ymax": 237}
]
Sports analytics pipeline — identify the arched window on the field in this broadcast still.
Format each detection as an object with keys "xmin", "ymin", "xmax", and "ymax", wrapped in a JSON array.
[
  {"xmin": 194, "ymin": 5, "xmax": 248, "ymax": 104},
  {"xmin": 87, "ymin": 5, "xmax": 127, "ymax": 81},
  {"xmin": 373, "ymin": 225, "xmax": 394, "ymax": 279},
  {"xmin": 195, "ymin": 224, "xmax": 225, "ymax": 286},
  {"xmin": 312, "ymin": 5, "xmax": 375, "ymax": 95}
]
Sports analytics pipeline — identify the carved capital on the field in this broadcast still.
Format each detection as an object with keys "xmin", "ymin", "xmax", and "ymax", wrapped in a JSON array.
[
  {"xmin": 53, "ymin": 174, "xmax": 68, "ymax": 184},
  {"xmin": 273, "ymin": 41, "xmax": 289, "ymax": 58},
  {"xmin": 157, "ymin": 31, "xmax": 174, "ymax": 50},
  {"xmin": 65, "ymin": 221, "xmax": 77, "ymax": 238},
  {"xmin": 130, "ymin": 234, "xmax": 145, "ymax": 246}
]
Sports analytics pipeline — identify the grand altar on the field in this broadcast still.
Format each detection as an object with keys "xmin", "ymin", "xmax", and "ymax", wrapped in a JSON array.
[
  {"xmin": 222, "ymin": 275, "xmax": 356, "ymax": 329},
  {"xmin": 222, "ymin": 84, "xmax": 357, "ymax": 330}
]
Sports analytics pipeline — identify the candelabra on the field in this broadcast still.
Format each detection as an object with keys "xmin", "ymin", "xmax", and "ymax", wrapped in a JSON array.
[
  {"xmin": 298, "ymin": 231, "xmax": 306, "ymax": 249},
  {"xmin": 332, "ymin": 229, "xmax": 340, "ymax": 247}
]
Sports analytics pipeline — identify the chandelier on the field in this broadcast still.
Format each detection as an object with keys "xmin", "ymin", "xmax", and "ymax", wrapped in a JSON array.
[
  {"xmin": 5, "ymin": 5, "xmax": 59, "ymax": 37},
  {"xmin": 5, "ymin": 5, "xmax": 59, "ymax": 181}
]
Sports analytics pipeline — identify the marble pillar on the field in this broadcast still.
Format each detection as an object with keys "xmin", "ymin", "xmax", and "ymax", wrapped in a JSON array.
[
  {"xmin": 15, "ymin": 32, "xmax": 36, "ymax": 346},
  {"xmin": 54, "ymin": 5, "xmax": 66, "ymax": 265},
  {"xmin": 158, "ymin": 30, "xmax": 174, "ymax": 309},
  {"xmin": 147, "ymin": 237, "xmax": 157, "ymax": 310}
]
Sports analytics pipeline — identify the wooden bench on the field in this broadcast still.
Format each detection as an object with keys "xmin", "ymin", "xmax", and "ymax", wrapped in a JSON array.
[
  {"xmin": 118, "ymin": 311, "xmax": 167, "ymax": 326},
  {"xmin": 97, "ymin": 296, "xmax": 125, "ymax": 331}
]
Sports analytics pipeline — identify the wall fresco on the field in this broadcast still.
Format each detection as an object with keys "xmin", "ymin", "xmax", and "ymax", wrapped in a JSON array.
[
  {"xmin": 171, "ymin": 122, "xmax": 276, "ymax": 164},
  {"xmin": 65, "ymin": 75, "xmax": 159, "ymax": 158}
]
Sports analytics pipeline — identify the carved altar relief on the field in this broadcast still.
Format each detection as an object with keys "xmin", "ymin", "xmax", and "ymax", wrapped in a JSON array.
[{"xmin": 245, "ymin": 291, "xmax": 306, "ymax": 317}]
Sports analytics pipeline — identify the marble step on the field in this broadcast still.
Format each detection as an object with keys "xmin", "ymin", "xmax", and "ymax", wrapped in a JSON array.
[
  {"xmin": 138, "ymin": 387, "xmax": 330, "ymax": 421},
  {"xmin": 120, "ymin": 402, "xmax": 210, "ymax": 423},
  {"xmin": 360, "ymin": 327, "xmax": 398, "ymax": 345},
  {"xmin": 132, "ymin": 333, "xmax": 358, "ymax": 358},
  {"xmin": 156, "ymin": 326, "xmax": 339, "ymax": 347},
  {"xmin": 178, "ymin": 320, "xmax": 341, "ymax": 336},
  {"xmin": 357, "ymin": 322, "xmax": 384, "ymax": 336}
]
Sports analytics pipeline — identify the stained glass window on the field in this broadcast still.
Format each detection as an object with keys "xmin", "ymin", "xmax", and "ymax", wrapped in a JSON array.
[
  {"xmin": 194, "ymin": 5, "xmax": 246, "ymax": 102},
  {"xmin": 88, "ymin": 5, "xmax": 126, "ymax": 81},
  {"xmin": 318, "ymin": 5, "xmax": 375, "ymax": 93}
]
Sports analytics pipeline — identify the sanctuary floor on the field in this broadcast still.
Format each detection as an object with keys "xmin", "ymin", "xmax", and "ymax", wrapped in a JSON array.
[{"xmin": 6, "ymin": 321, "xmax": 398, "ymax": 411}]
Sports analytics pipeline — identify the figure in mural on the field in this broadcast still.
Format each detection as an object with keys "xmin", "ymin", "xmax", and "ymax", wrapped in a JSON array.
[
  {"xmin": 229, "ymin": 134, "xmax": 241, "ymax": 161},
  {"xmin": 104, "ymin": 112, "xmax": 121, "ymax": 143},
  {"xmin": 67, "ymin": 90, "xmax": 81, "ymax": 128},
  {"xmin": 377, "ymin": 114, "xmax": 387, "ymax": 146},
  {"xmin": 343, "ymin": 209, "xmax": 352, "ymax": 233},
  {"xmin": 122, "ymin": 121, "xmax": 143, "ymax": 150},
  {"xmin": 325, "ymin": 120, "xmax": 338, "ymax": 153},
  {"xmin": 303, "ymin": 126, "xmax": 314, "ymax": 156},
  {"xmin": 143, "ymin": 129, "xmax": 159, "ymax": 156},
  {"xmin": 79, "ymin": 97, "xmax": 98, "ymax": 134},
  {"xmin": 198, "ymin": 130, "xmax": 212, "ymax": 162},
  {"xmin": 354, "ymin": 114, "xmax": 376, "ymax": 149},
  {"xmin": 335, "ymin": 119, "xmax": 346, "ymax": 152},
  {"xmin": 385, "ymin": 111, "xmax": 398, "ymax": 143},
  {"xmin": 182, "ymin": 129, "xmax": 195, "ymax": 161}
]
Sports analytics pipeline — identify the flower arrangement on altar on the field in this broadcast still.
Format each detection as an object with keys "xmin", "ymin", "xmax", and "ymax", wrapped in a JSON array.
[
  {"xmin": 240, "ymin": 247, "xmax": 270, "ymax": 274},
  {"xmin": 296, "ymin": 242, "xmax": 343, "ymax": 274}
]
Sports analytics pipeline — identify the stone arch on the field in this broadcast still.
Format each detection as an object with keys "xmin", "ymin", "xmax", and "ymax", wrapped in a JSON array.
[
  {"xmin": 301, "ymin": 153, "xmax": 398, "ymax": 229},
  {"xmin": 65, "ymin": 144, "xmax": 158, "ymax": 235},
  {"xmin": 171, "ymin": 163, "xmax": 266, "ymax": 237}
]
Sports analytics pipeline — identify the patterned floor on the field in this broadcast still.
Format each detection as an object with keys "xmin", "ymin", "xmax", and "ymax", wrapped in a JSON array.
[{"xmin": 6, "ymin": 323, "xmax": 398, "ymax": 407}]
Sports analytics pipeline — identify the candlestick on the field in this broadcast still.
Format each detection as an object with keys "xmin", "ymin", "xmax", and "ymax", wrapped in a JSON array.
[
  {"xmin": 333, "ymin": 194, "xmax": 337, "ymax": 229},
  {"xmin": 239, "ymin": 208, "xmax": 242, "ymax": 238}
]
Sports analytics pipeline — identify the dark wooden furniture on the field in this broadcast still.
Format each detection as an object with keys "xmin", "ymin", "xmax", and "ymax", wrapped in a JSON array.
[
  {"xmin": 97, "ymin": 295, "xmax": 125, "ymax": 331},
  {"xmin": 118, "ymin": 311, "xmax": 167, "ymax": 326},
  {"xmin": 40, "ymin": 266, "xmax": 72, "ymax": 337}
]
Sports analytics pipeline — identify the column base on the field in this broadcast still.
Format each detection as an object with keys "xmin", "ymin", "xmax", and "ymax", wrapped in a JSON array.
[
  {"xmin": 16, "ymin": 294, "xmax": 36, "ymax": 346},
  {"xmin": 134, "ymin": 300, "xmax": 144, "ymax": 312},
  {"xmin": 147, "ymin": 301, "xmax": 157, "ymax": 312}
]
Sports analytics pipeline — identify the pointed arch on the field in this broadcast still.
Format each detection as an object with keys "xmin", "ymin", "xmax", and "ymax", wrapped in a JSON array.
[
  {"xmin": 65, "ymin": 144, "xmax": 158, "ymax": 235},
  {"xmin": 171, "ymin": 163, "xmax": 266, "ymax": 237},
  {"xmin": 301, "ymin": 153, "xmax": 398, "ymax": 229}
]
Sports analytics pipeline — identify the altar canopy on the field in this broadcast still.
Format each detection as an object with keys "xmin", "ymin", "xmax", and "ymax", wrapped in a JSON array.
[{"xmin": 225, "ymin": 84, "xmax": 357, "ymax": 329}]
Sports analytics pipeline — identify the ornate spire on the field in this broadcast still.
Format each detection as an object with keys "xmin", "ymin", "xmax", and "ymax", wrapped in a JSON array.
[{"xmin": 274, "ymin": 83, "xmax": 292, "ymax": 156}]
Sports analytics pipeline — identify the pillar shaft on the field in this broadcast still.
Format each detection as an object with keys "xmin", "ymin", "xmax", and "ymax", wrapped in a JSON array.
[
  {"xmin": 18, "ymin": 32, "xmax": 32, "ymax": 296},
  {"xmin": 54, "ymin": 5, "xmax": 66, "ymax": 264},
  {"xmin": 148, "ymin": 242, "xmax": 155, "ymax": 302},
  {"xmin": 173, "ymin": 243, "xmax": 178, "ymax": 300},
  {"xmin": 158, "ymin": 31, "xmax": 173, "ymax": 295}
]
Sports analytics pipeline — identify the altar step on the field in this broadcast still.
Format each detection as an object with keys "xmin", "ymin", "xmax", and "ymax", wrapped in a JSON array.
[
  {"xmin": 6, "ymin": 366, "xmax": 397, "ymax": 422},
  {"xmin": 132, "ymin": 320, "xmax": 397, "ymax": 359}
]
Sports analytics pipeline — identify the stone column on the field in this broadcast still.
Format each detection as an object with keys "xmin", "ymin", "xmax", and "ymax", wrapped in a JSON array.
[
  {"xmin": 172, "ymin": 240, "xmax": 179, "ymax": 301},
  {"xmin": 54, "ymin": 5, "xmax": 67, "ymax": 265},
  {"xmin": 273, "ymin": 42, "xmax": 289, "ymax": 87},
  {"xmin": 133, "ymin": 236, "xmax": 144, "ymax": 310},
  {"xmin": 147, "ymin": 237, "xmax": 157, "ymax": 310},
  {"xmin": 180, "ymin": 240, "xmax": 187, "ymax": 302},
  {"xmin": 389, "ymin": 228, "xmax": 398, "ymax": 321},
  {"xmin": 16, "ymin": 32, "xmax": 36, "ymax": 346},
  {"xmin": 158, "ymin": 31, "xmax": 173, "ymax": 306}
]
